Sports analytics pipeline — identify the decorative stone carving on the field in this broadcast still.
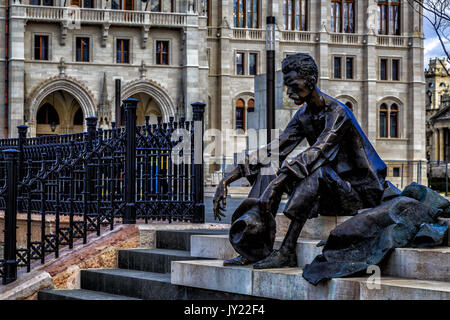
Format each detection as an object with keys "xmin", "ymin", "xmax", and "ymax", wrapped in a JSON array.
[
  {"xmin": 58, "ymin": 57, "xmax": 67, "ymax": 78},
  {"xmin": 101, "ymin": 23, "xmax": 110, "ymax": 47}
]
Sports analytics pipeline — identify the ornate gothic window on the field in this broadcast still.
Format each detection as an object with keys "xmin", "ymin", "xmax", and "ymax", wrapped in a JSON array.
[
  {"xmin": 378, "ymin": 0, "xmax": 400, "ymax": 35},
  {"xmin": 379, "ymin": 102, "xmax": 400, "ymax": 138},
  {"xmin": 236, "ymin": 99, "xmax": 246, "ymax": 130},
  {"xmin": 233, "ymin": 0, "xmax": 260, "ymax": 28},
  {"xmin": 379, "ymin": 103, "xmax": 388, "ymax": 138},
  {"xmin": 390, "ymin": 104, "xmax": 399, "ymax": 138},
  {"xmin": 331, "ymin": 0, "xmax": 355, "ymax": 33},
  {"xmin": 284, "ymin": 0, "xmax": 308, "ymax": 31}
]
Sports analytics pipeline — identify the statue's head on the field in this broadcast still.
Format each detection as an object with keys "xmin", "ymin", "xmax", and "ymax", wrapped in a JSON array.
[{"xmin": 282, "ymin": 53, "xmax": 319, "ymax": 105}]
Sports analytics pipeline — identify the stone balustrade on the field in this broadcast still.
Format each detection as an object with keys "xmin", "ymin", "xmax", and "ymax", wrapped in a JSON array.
[
  {"xmin": 14, "ymin": 4, "xmax": 193, "ymax": 28},
  {"xmin": 376, "ymin": 35, "xmax": 409, "ymax": 47},
  {"xmin": 281, "ymin": 30, "xmax": 314, "ymax": 43}
]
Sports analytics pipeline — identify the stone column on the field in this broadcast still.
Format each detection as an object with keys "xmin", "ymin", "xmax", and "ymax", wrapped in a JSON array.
[
  {"xmin": 316, "ymin": 0, "xmax": 330, "ymax": 91},
  {"xmin": 433, "ymin": 128, "xmax": 439, "ymax": 161},
  {"xmin": 8, "ymin": 4, "xmax": 25, "ymax": 138},
  {"xmin": 183, "ymin": 14, "xmax": 200, "ymax": 120},
  {"xmin": 439, "ymin": 128, "xmax": 445, "ymax": 162}
]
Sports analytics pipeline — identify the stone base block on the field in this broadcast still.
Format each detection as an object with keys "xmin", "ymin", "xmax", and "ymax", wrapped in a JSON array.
[
  {"xmin": 190, "ymin": 234, "xmax": 450, "ymax": 282},
  {"xmin": 171, "ymin": 260, "xmax": 450, "ymax": 300}
]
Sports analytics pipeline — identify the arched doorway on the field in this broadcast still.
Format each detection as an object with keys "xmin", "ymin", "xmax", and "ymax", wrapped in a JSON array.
[
  {"xmin": 35, "ymin": 90, "xmax": 85, "ymax": 136},
  {"xmin": 120, "ymin": 92, "xmax": 163, "ymax": 126},
  {"xmin": 121, "ymin": 80, "xmax": 176, "ymax": 123}
]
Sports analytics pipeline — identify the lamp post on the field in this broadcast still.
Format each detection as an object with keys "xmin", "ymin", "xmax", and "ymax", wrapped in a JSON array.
[{"xmin": 266, "ymin": 16, "xmax": 276, "ymax": 143}]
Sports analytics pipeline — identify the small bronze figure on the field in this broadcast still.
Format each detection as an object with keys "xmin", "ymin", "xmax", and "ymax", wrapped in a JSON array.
[{"xmin": 213, "ymin": 53, "xmax": 387, "ymax": 268}]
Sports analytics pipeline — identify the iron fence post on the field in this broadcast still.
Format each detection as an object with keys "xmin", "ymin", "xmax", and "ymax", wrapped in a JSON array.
[
  {"xmin": 2, "ymin": 149, "xmax": 19, "ymax": 285},
  {"xmin": 84, "ymin": 117, "xmax": 98, "ymax": 243},
  {"xmin": 17, "ymin": 125, "xmax": 27, "ymax": 181},
  {"xmin": 124, "ymin": 98, "xmax": 138, "ymax": 224},
  {"xmin": 192, "ymin": 102, "xmax": 205, "ymax": 223}
]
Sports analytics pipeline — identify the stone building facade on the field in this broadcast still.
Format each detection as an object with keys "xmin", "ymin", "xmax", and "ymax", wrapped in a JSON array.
[
  {"xmin": 0, "ymin": 0, "xmax": 426, "ymax": 186},
  {"xmin": 425, "ymin": 58, "xmax": 450, "ymax": 162}
]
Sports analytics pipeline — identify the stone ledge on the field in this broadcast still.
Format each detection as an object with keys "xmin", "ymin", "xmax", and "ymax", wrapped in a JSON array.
[
  {"xmin": 171, "ymin": 260, "xmax": 450, "ymax": 300},
  {"xmin": 0, "ymin": 270, "xmax": 53, "ymax": 300}
]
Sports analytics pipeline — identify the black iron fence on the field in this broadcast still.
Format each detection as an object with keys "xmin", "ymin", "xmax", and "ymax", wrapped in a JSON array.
[{"xmin": 0, "ymin": 98, "xmax": 205, "ymax": 285}]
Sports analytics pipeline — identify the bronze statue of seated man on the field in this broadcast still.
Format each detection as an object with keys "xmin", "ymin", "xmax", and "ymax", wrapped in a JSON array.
[{"xmin": 213, "ymin": 53, "xmax": 387, "ymax": 269}]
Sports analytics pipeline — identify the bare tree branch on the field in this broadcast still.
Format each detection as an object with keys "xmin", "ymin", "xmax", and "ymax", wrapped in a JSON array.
[{"xmin": 407, "ymin": 0, "xmax": 450, "ymax": 74}]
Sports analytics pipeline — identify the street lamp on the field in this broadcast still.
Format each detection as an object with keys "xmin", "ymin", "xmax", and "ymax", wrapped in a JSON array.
[
  {"xmin": 266, "ymin": 16, "xmax": 276, "ymax": 143},
  {"xmin": 50, "ymin": 121, "xmax": 57, "ymax": 133}
]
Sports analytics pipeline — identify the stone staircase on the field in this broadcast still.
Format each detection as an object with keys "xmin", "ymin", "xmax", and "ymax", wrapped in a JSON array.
[
  {"xmin": 38, "ymin": 215, "xmax": 450, "ymax": 300},
  {"xmin": 38, "ymin": 230, "xmax": 261, "ymax": 300},
  {"xmin": 172, "ymin": 216, "xmax": 450, "ymax": 300}
]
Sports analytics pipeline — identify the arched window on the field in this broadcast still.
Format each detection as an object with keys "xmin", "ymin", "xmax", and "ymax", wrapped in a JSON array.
[
  {"xmin": 390, "ymin": 104, "xmax": 398, "ymax": 138},
  {"xmin": 248, "ymin": 99, "xmax": 255, "ymax": 113},
  {"xmin": 284, "ymin": 0, "xmax": 308, "ymax": 31},
  {"xmin": 345, "ymin": 101, "xmax": 353, "ymax": 112},
  {"xmin": 440, "ymin": 83, "xmax": 447, "ymax": 87},
  {"xmin": 379, "ymin": 102, "xmax": 400, "ymax": 138},
  {"xmin": 331, "ymin": 0, "xmax": 355, "ymax": 33},
  {"xmin": 37, "ymin": 103, "xmax": 60, "ymax": 125},
  {"xmin": 236, "ymin": 99, "xmax": 245, "ymax": 130},
  {"xmin": 379, "ymin": 103, "xmax": 388, "ymax": 138},
  {"xmin": 74, "ymin": 107, "xmax": 84, "ymax": 126},
  {"xmin": 234, "ymin": 0, "xmax": 260, "ymax": 28}
]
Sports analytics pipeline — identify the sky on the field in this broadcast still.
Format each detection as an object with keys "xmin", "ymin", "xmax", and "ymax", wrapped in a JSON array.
[{"xmin": 423, "ymin": 16, "xmax": 449, "ymax": 70}]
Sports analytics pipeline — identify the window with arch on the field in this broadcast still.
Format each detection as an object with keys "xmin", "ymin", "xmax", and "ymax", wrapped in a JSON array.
[
  {"xmin": 248, "ymin": 99, "xmax": 255, "ymax": 113},
  {"xmin": 284, "ymin": 0, "xmax": 308, "ymax": 31},
  {"xmin": 235, "ymin": 97, "xmax": 255, "ymax": 131},
  {"xmin": 331, "ymin": 0, "xmax": 355, "ymax": 33},
  {"xmin": 378, "ymin": 0, "xmax": 400, "ymax": 35},
  {"xmin": 233, "ymin": 0, "xmax": 260, "ymax": 28},
  {"xmin": 37, "ymin": 103, "xmax": 60, "ymax": 125},
  {"xmin": 379, "ymin": 102, "xmax": 400, "ymax": 138},
  {"xmin": 236, "ymin": 99, "xmax": 246, "ymax": 130}
]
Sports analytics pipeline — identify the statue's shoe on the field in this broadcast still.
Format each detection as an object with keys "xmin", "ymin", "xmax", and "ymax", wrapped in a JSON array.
[
  {"xmin": 223, "ymin": 256, "xmax": 253, "ymax": 266},
  {"xmin": 253, "ymin": 250, "xmax": 297, "ymax": 269}
]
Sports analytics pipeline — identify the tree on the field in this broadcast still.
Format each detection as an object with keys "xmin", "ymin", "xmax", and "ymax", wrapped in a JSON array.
[{"xmin": 407, "ymin": 0, "xmax": 450, "ymax": 72}]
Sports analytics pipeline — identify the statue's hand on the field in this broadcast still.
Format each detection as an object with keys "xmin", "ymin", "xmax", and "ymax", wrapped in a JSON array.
[{"xmin": 213, "ymin": 180, "xmax": 228, "ymax": 221}]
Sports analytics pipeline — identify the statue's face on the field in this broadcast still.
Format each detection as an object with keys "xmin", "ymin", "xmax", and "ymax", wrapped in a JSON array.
[{"xmin": 283, "ymin": 70, "xmax": 312, "ymax": 106}]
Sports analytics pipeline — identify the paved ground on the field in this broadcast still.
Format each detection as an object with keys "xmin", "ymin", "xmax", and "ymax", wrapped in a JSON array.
[{"xmin": 204, "ymin": 196, "xmax": 287, "ymax": 224}]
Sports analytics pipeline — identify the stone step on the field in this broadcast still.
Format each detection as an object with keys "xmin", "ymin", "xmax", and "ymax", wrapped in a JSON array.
[
  {"xmin": 38, "ymin": 289, "xmax": 140, "ymax": 300},
  {"xmin": 118, "ymin": 248, "xmax": 204, "ymax": 274},
  {"xmin": 190, "ymin": 234, "xmax": 450, "ymax": 282},
  {"xmin": 80, "ymin": 268, "xmax": 261, "ymax": 300},
  {"xmin": 171, "ymin": 260, "xmax": 450, "ymax": 300},
  {"xmin": 155, "ymin": 229, "xmax": 229, "ymax": 251}
]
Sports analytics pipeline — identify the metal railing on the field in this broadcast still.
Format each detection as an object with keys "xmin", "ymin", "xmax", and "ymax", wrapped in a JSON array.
[{"xmin": 0, "ymin": 99, "xmax": 205, "ymax": 285}]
